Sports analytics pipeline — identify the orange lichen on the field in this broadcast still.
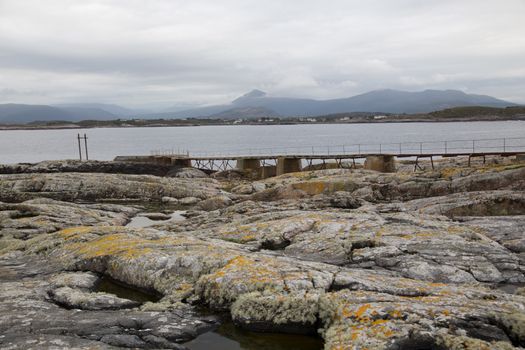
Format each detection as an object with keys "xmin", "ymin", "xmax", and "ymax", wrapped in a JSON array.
[
  {"xmin": 59, "ymin": 226, "xmax": 94, "ymax": 238},
  {"xmin": 292, "ymin": 181, "xmax": 327, "ymax": 195},
  {"xmin": 65, "ymin": 233, "xmax": 152, "ymax": 259},
  {"xmin": 355, "ymin": 304, "xmax": 371, "ymax": 318},
  {"xmin": 208, "ymin": 255, "xmax": 281, "ymax": 287},
  {"xmin": 389, "ymin": 310, "xmax": 403, "ymax": 319}
]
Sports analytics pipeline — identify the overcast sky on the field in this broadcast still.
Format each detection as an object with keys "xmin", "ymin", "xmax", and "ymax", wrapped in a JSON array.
[{"xmin": 0, "ymin": 0, "xmax": 524, "ymax": 108}]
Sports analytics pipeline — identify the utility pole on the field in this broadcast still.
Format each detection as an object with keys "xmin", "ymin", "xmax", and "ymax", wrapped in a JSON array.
[
  {"xmin": 77, "ymin": 134, "xmax": 89, "ymax": 161},
  {"xmin": 77, "ymin": 134, "xmax": 83, "ymax": 161},
  {"xmin": 84, "ymin": 134, "xmax": 89, "ymax": 160}
]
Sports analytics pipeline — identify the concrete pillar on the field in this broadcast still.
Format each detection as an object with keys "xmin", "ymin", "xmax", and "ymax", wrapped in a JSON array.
[
  {"xmin": 260, "ymin": 165, "xmax": 277, "ymax": 179},
  {"xmin": 276, "ymin": 157, "xmax": 302, "ymax": 175},
  {"xmin": 364, "ymin": 155, "xmax": 396, "ymax": 173},
  {"xmin": 236, "ymin": 158, "xmax": 261, "ymax": 172}
]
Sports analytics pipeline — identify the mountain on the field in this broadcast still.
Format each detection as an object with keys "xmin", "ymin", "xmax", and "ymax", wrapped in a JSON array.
[
  {"xmin": 0, "ymin": 104, "xmax": 118, "ymax": 124},
  {"xmin": 312, "ymin": 89, "xmax": 514, "ymax": 115},
  {"xmin": 209, "ymin": 106, "xmax": 280, "ymax": 119},
  {"xmin": 0, "ymin": 89, "xmax": 517, "ymax": 124},
  {"xmin": 56, "ymin": 106, "xmax": 118, "ymax": 121},
  {"xmin": 231, "ymin": 89, "xmax": 267, "ymax": 103},
  {"xmin": 168, "ymin": 89, "xmax": 516, "ymax": 118},
  {"xmin": 0, "ymin": 104, "xmax": 72, "ymax": 124},
  {"xmin": 55, "ymin": 103, "xmax": 148, "ymax": 117}
]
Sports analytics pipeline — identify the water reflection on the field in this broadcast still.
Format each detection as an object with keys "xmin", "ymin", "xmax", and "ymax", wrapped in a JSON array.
[
  {"xmin": 184, "ymin": 321, "xmax": 323, "ymax": 350},
  {"xmin": 126, "ymin": 210, "xmax": 186, "ymax": 228},
  {"xmin": 95, "ymin": 275, "xmax": 162, "ymax": 303}
]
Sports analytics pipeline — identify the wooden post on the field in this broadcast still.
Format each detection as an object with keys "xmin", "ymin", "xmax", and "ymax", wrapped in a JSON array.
[
  {"xmin": 84, "ymin": 134, "xmax": 89, "ymax": 160},
  {"xmin": 77, "ymin": 134, "xmax": 83, "ymax": 161}
]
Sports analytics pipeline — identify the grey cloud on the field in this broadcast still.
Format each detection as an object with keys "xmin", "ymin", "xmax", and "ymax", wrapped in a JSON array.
[{"xmin": 0, "ymin": 0, "xmax": 524, "ymax": 107}]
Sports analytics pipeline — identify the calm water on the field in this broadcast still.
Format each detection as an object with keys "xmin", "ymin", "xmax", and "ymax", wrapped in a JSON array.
[
  {"xmin": 184, "ymin": 321, "xmax": 323, "ymax": 350},
  {"xmin": 96, "ymin": 276, "xmax": 323, "ymax": 350},
  {"xmin": 1, "ymin": 122, "xmax": 525, "ymax": 163}
]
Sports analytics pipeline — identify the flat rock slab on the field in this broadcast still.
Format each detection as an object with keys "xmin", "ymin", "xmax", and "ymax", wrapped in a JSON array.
[
  {"xmin": 160, "ymin": 199, "xmax": 525, "ymax": 284},
  {"xmin": 0, "ymin": 198, "xmax": 139, "ymax": 242},
  {"xmin": 48, "ymin": 286, "xmax": 142, "ymax": 310},
  {"xmin": 0, "ymin": 173, "xmax": 221, "ymax": 202}
]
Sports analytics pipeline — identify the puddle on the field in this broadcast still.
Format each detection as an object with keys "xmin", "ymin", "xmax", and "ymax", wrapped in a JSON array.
[
  {"xmin": 95, "ymin": 275, "xmax": 162, "ymax": 303},
  {"xmin": 95, "ymin": 277, "xmax": 322, "ymax": 349},
  {"xmin": 126, "ymin": 210, "xmax": 186, "ymax": 228},
  {"xmin": 184, "ymin": 321, "xmax": 323, "ymax": 350}
]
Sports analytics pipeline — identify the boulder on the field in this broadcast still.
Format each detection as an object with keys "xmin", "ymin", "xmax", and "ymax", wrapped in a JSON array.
[{"xmin": 195, "ymin": 195, "xmax": 233, "ymax": 211}]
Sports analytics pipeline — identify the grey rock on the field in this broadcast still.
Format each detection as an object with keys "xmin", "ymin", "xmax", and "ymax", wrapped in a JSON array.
[
  {"xmin": 195, "ymin": 195, "xmax": 233, "ymax": 211},
  {"xmin": 0, "ymin": 159, "xmax": 172, "ymax": 176},
  {"xmin": 48, "ymin": 286, "xmax": 141, "ymax": 310},
  {"xmin": 166, "ymin": 167, "xmax": 208, "ymax": 178},
  {"xmin": 0, "ymin": 173, "xmax": 220, "ymax": 203},
  {"xmin": 161, "ymin": 196, "xmax": 179, "ymax": 204},
  {"xmin": 2, "ymin": 160, "xmax": 525, "ymax": 349},
  {"xmin": 49, "ymin": 272, "xmax": 99, "ymax": 290},
  {"xmin": 329, "ymin": 191, "xmax": 362, "ymax": 209},
  {"xmin": 179, "ymin": 197, "xmax": 201, "ymax": 205},
  {"xmin": 139, "ymin": 212, "xmax": 172, "ymax": 221},
  {"xmin": 0, "ymin": 255, "xmax": 216, "ymax": 349}
]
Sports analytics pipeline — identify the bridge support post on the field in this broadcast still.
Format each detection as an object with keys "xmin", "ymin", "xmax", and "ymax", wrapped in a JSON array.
[
  {"xmin": 236, "ymin": 158, "xmax": 261, "ymax": 172},
  {"xmin": 364, "ymin": 155, "xmax": 396, "ymax": 172},
  {"xmin": 276, "ymin": 157, "xmax": 302, "ymax": 175},
  {"xmin": 260, "ymin": 166, "xmax": 277, "ymax": 178}
]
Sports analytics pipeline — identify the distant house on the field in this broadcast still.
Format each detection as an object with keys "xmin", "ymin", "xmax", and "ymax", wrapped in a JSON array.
[{"xmin": 374, "ymin": 115, "xmax": 387, "ymax": 120}]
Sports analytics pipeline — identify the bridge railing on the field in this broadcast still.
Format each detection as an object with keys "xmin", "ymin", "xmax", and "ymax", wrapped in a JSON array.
[
  {"xmin": 183, "ymin": 136, "xmax": 525, "ymax": 158},
  {"xmin": 150, "ymin": 149, "xmax": 190, "ymax": 157}
]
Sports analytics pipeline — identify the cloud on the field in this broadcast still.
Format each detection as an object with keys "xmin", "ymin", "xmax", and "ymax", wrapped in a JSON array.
[{"xmin": 0, "ymin": 0, "xmax": 524, "ymax": 107}]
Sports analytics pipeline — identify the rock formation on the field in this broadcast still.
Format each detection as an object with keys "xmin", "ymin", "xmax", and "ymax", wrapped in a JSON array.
[{"xmin": 1, "ymin": 156, "xmax": 524, "ymax": 349}]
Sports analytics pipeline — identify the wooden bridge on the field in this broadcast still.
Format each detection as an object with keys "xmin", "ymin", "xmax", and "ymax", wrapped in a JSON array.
[{"xmin": 115, "ymin": 137, "xmax": 525, "ymax": 177}]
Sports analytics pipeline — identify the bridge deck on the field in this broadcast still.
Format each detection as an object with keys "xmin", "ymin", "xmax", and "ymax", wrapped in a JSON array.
[{"xmin": 161, "ymin": 151, "xmax": 520, "ymax": 161}]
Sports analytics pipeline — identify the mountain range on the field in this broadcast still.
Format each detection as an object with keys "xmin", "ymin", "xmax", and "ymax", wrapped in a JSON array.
[{"xmin": 0, "ymin": 89, "xmax": 517, "ymax": 124}]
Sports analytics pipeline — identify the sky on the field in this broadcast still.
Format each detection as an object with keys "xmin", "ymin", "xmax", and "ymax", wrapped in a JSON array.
[{"xmin": 0, "ymin": 0, "xmax": 524, "ymax": 109}]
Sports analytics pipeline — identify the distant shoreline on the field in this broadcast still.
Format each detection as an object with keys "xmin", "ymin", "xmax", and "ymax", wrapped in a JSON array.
[{"xmin": 2, "ymin": 116, "xmax": 525, "ymax": 131}]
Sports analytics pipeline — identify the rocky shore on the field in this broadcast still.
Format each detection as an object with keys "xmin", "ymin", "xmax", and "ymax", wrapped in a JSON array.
[{"xmin": 1, "ymin": 157, "xmax": 525, "ymax": 349}]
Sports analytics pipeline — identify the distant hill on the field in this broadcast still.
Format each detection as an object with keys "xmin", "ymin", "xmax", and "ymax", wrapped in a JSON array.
[
  {"xmin": 0, "ymin": 89, "xmax": 518, "ymax": 124},
  {"xmin": 428, "ymin": 106, "xmax": 525, "ymax": 119},
  {"xmin": 209, "ymin": 106, "xmax": 280, "ymax": 119},
  {"xmin": 55, "ymin": 103, "xmax": 148, "ymax": 117},
  {"xmin": 0, "ymin": 104, "xmax": 118, "ymax": 124},
  {"xmin": 56, "ymin": 106, "xmax": 118, "ymax": 121},
  {"xmin": 166, "ymin": 89, "xmax": 516, "ymax": 118}
]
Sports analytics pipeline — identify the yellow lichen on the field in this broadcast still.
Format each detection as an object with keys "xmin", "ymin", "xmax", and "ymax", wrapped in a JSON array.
[
  {"xmin": 59, "ymin": 226, "xmax": 94, "ymax": 238},
  {"xmin": 292, "ymin": 181, "xmax": 327, "ymax": 195},
  {"xmin": 65, "ymin": 233, "xmax": 152, "ymax": 259}
]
